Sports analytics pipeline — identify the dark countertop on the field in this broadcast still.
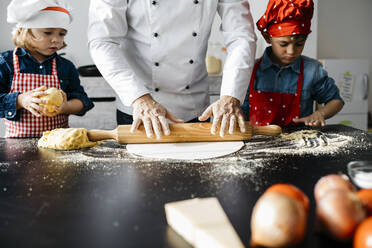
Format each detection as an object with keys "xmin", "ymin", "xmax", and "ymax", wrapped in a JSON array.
[{"xmin": 0, "ymin": 125, "xmax": 371, "ymax": 248}]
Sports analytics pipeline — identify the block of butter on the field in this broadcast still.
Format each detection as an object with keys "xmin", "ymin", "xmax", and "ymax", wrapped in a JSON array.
[
  {"xmin": 164, "ymin": 197, "xmax": 245, "ymax": 248},
  {"xmin": 206, "ymin": 56, "xmax": 222, "ymax": 75}
]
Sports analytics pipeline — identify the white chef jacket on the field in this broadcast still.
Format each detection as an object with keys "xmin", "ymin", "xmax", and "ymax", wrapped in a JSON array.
[{"xmin": 88, "ymin": 0, "xmax": 256, "ymax": 121}]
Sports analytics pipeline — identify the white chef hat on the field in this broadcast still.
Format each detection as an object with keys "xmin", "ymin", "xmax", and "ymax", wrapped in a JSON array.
[{"xmin": 7, "ymin": 0, "xmax": 73, "ymax": 30}]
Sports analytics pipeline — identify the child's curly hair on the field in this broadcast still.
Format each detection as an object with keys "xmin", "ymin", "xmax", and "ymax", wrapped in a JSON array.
[{"xmin": 12, "ymin": 28, "xmax": 67, "ymax": 51}]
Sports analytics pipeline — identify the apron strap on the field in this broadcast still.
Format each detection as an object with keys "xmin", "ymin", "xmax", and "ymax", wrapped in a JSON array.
[
  {"xmin": 296, "ymin": 58, "xmax": 304, "ymax": 96},
  {"xmin": 12, "ymin": 48, "xmax": 20, "ymax": 75},
  {"xmin": 51, "ymin": 58, "xmax": 58, "ymax": 75},
  {"xmin": 248, "ymin": 58, "xmax": 263, "ymax": 99}
]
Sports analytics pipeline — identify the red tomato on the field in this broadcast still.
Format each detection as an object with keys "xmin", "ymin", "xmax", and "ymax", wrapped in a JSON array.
[
  {"xmin": 357, "ymin": 189, "xmax": 372, "ymax": 217},
  {"xmin": 265, "ymin": 183, "xmax": 310, "ymax": 212},
  {"xmin": 353, "ymin": 216, "xmax": 372, "ymax": 248}
]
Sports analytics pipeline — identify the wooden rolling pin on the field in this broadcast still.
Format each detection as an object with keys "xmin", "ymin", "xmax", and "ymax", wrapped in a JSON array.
[{"xmin": 87, "ymin": 122, "xmax": 282, "ymax": 144}]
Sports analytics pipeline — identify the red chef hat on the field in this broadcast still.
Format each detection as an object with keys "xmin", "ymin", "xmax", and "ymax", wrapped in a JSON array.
[{"xmin": 257, "ymin": 0, "xmax": 314, "ymax": 37}]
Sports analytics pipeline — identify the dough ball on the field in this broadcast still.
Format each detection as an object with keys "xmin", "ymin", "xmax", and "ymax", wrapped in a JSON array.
[
  {"xmin": 38, "ymin": 128, "xmax": 97, "ymax": 150},
  {"xmin": 40, "ymin": 88, "xmax": 64, "ymax": 113}
]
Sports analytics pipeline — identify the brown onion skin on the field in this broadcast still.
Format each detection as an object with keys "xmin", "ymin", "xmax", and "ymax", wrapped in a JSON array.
[
  {"xmin": 357, "ymin": 189, "xmax": 372, "ymax": 217},
  {"xmin": 314, "ymin": 174, "xmax": 356, "ymax": 202},
  {"xmin": 250, "ymin": 192, "xmax": 307, "ymax": 247},
  {"xmin": 316, "ymin": 189, "xmax": 366, "ymax": 241}
]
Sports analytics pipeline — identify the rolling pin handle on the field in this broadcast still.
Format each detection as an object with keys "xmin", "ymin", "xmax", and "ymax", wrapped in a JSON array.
[
  {"xmin": 87, "ymin": 129, "xmax": 118, "ymax": 142},
  {"xmin": 252, "ymin": 125, "xmax": 282, "ymax": 136}
]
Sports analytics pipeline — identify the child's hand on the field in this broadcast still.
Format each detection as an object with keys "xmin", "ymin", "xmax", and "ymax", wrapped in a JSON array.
[
  {"xmin": 40, "ymin": 91, "xmax": 68, "ymax": 117},
  {"xmin": 292, "ymin": 111, "xmax": 326, "ymax": 126},
  {"xmin": 17, "ymin": 86, "xmax": 47, "ymax": 117}
]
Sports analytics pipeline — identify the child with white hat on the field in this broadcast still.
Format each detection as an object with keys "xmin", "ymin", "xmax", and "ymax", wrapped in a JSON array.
[{"xmin": 0, "ymin": 0, "xmax": 94, "ymax": 137}]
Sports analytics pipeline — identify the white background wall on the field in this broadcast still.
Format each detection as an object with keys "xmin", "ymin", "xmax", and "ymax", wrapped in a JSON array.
[
  {"xmin": 0, "ymin": 0, "xmax": 371, "ymax": 118},
  {"xmin": 317, "ymin": 0, "xmax": 372, "ymax": 112}
]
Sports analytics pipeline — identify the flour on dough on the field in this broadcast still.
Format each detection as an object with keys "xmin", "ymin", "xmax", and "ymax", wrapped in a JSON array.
[
  {"xmin": 126, "ymin": 141, "xmax": 244, "ymax": 160},
  {"xmin": 40, "ymin": 88, "xmax": 63, "ymax": 113},
  {"xmin": 38, "ymin": 128, "xmax": 97, "ymax": 150}
]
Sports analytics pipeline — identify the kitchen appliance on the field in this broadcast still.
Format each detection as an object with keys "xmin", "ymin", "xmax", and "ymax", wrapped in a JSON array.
[{"xmin": 320, "ymin": 59, "xmax": 369, "ymax": 131}]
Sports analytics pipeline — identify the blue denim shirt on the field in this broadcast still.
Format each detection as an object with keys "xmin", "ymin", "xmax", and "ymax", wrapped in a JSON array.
[
  {"xmin": 0, "ymin": 48, "xmax": 94, "ymax": 121},
  {"xmin": 242, "ymin": 47, "xmax": 343, "ymax": 119}
]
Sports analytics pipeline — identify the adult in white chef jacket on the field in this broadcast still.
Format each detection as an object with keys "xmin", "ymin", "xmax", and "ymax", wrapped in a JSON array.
[{"xmin": 88, "ymin": 0, "xmax": 256, "ymax": 139}]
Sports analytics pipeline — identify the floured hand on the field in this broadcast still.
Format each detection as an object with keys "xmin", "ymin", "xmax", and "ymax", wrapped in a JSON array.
[
  {"xmin": 198, "ymin": 95, "xmax": 246, "ymax": 137},
  {"xmin": 17, "ymin": 86, "xmax": 48, "ymax": 117},
  {"xmin": 131, "ymin": 94, "xmax": 184, "ymax": 139}
]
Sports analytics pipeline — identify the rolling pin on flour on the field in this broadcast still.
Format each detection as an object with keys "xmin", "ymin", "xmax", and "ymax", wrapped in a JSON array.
[{"xmin": 87, "ymin": 122, "xmax": 282, "ymax": 144}]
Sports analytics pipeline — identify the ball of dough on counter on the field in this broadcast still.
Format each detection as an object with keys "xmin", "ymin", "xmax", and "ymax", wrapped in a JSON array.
[
  {"xmin": 38, "ymin": 128, "xmax": 97, "ymax": 150},
  {"xmin": 39, "ymin": 88, "xmax": 63, "ymax": 113}
]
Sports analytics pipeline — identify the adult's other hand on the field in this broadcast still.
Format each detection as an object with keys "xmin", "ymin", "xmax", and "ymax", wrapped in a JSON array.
[{"xmin": 198, "ymin": 95, "xmax": 246, "ymax": 137}]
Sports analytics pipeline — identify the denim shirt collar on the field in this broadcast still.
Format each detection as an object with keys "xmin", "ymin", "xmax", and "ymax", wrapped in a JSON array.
[
  {"xmin": 261, "ymin": 46, "xmax": 301, "ymax": 74},
  {"xmin": 15, "ymin": 47, "xmax": 57, "ymax": 64}
]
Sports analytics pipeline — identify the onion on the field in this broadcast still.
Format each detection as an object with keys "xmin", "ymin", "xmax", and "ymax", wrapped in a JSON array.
[
  {"xmin": 265, "ymin": 183, "xmax": 310, "ymax": 212},
  {"xmin": 250, "ymin": 192, "xmax": 307, "ymax": 247},
  {"xmin": 314, "ymin": 174, "xmax": 356, "ymax": 202},
  {"xmin": 316, "ymin": 189, "xmax": 366, "ymax": 241}
]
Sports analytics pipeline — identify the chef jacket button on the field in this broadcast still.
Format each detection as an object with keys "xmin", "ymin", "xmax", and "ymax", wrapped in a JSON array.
[
  {"xmin": 154, "ymin": 33, "xmax": 159, "ymax": 37},
  {"xmin": 185, "ymin": 85, "xmax": 190, "ymax": 90},
  {"xmin": 189, "ymin": 59, "xmax": 194, "ymax": 64},
  {"xmin": 152, "ymin": 1, "xmax": 157, "ymax": 5},
  {"xmin": 154, "ymin": 62, "xmax": 159, "ymax": 66},
  {"xmin": 39, "ymin": 65, "xmax": 43, "ymax": 69},
  {"xmin": 8, "ymin": 111, "xmax": 12, "ymax": 116},
  {"xmin": 194, "ymin": 0, "xmax": 199, "ymax": 4},
  {"xmin": 154, "ymin": 88, "xmax": 159, "ymax": 92},
  {"xmin": 283, "ymin": 105, "xmax": 286, "ymax": 108},
  {"xmin": 192, "ymin": 32, "xmax": 197, "ymax": 37}
]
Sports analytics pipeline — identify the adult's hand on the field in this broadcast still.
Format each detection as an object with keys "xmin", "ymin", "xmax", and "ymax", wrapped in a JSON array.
[
  {"xmin": 131, "ymin": 94, "xmax": 184, "ymax": 139},
  {"xmin": 16, "ymin": 86, "xmax": 47, "ymax": 117},
  {"xmin": 198, "ymin": 95, "xmax": 246, "ymax": 137}
]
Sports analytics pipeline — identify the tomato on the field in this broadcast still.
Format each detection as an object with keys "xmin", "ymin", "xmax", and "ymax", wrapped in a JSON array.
[
  {"xmin": 353, "ymin": 216, "xmax": 372, "ymax": 248},
  {"xmin": 265, "ymin": 183, "xmax": 309, "ymax": 212},
  {"xmin": 357, "ymin": 189, "xmax": 372, "ymax": 217}
]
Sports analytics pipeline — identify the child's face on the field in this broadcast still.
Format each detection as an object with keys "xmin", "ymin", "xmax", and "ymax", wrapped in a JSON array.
[
  {"xmin": 266, "ymin": 35, "xmax": 307, "ymax": 67},
  {"xmin": 30, "ymin": 28, "xmax": 67, "ymax": 58}
]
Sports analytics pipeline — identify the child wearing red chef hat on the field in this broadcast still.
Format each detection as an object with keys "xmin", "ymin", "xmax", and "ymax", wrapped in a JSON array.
[
  {"xmin": 241, "ymin": 0, "xmax": 344, "ymax": 127},
  {"xmin": 0, "ymin": 0, "xmax": 94, "ymax": 137}
]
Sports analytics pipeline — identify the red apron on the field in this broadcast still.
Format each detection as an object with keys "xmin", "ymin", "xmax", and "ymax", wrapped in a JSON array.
[
  {"xmin": 248, "ymin": 57, "xmax": 304, "ymax": 126},
  {"xmin": 4, "ymin": 48, "xmax": 68, "ymax": 137}
]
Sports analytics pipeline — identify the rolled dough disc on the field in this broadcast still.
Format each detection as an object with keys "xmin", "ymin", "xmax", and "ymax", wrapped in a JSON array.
[{"xmin": 126, "ymin": 141, "xmax": 244, "ymax": 160}]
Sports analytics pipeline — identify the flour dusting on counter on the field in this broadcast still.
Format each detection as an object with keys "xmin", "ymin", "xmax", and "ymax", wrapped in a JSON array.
[{"xmin": 1, "ymin": 127, "xmax": 370, "ymax": 194}]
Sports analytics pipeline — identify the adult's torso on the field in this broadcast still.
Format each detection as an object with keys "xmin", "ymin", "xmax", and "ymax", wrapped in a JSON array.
[{"xmin": 118, "ymin": 0, "xmax": 220, "ymax": 120}]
